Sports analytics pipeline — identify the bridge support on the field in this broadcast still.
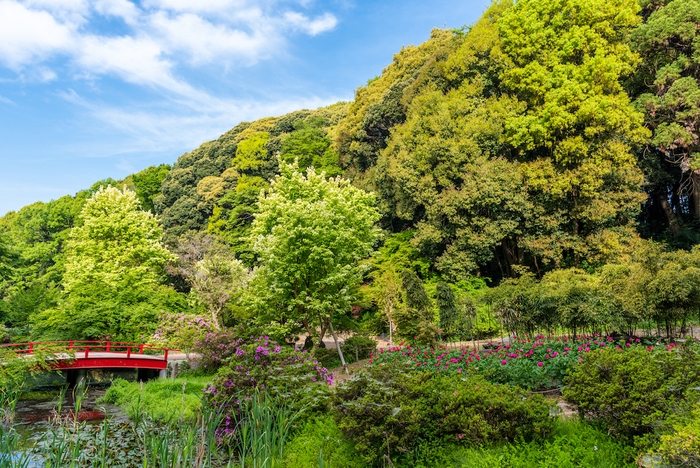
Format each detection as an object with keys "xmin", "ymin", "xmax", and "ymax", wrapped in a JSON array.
[
  {"xmin": 137, "ymin": 368, "xmax": 159, "ymax": 382},
  {"xmin": 65, "ymin": 369, "xmax": 87, "ymax": 388}
]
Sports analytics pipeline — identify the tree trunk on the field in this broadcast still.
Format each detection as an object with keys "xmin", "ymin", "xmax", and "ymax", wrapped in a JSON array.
[
  {"xmin": 211, "ymin": 307, "xmax": 221, "ymax": 330},
  {"xmin": 328, "ymin": 319, "xmax": 348, "ymax": 374},
  {"xmin": 656, "ymin": 189, "xmax": 681, "ymax": 236},
  {"xmin": 692, "ymin": 172, "xmax": 700, "ymax": 220}
]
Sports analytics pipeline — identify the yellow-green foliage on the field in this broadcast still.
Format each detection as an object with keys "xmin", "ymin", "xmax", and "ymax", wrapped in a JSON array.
[
  {"xmin": 233, "ymin": 132, "xmax": 270, "ymax": 172},
  {"xmin": 657, "ymin": 403, "xmax": 700, "ymax": 467},
  {"xmin": 335, "ymin": 28, "xmax": 459, "ymax": 174}
]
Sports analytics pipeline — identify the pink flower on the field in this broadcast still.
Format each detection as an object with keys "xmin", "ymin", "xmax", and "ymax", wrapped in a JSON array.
[
  {"xmin": 458, "ymin": 434, "xmax": 463, "ymax": 439},
  {"xmin": 537, "ymin": 362, "xmax": 543, "ymax": 367},
  {"xmin": 501, "ymin": 360, "xmax": 507, "ymax": 365}
]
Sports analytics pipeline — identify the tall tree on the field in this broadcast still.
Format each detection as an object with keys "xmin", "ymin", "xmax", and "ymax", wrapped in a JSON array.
[
  {"xmin": 251, "ymin": 161, "xmax": 381, "ymax": 364},
  {"xmin": 34, "ymin": 186, "xmax": 183, "ymax": 340},
  {"xmin": 631, "ymin": 0, "xmax": 700, "ymax": 236},
  {"xmin": 63, "ymin": 186, "xmax": 174, "ymax": 293},
  {"xmin": 436, "ymin": 282, "xmax": 458, "ymax": 340},
  {"xmin": 394, "ymin": 270, "xmax": 437, "ymax": 345},
  {"xmin": 499, "ymin": 0, "xmax": 648, "ymax": 269}
]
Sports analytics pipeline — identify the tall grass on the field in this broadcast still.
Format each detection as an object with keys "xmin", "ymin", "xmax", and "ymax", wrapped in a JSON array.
[
  {"xmin": 232, "ymin": 393, "xmax": 302, "ymax": 468},
  {"xmin": 0, "ymin": 425, "xmax": 30, "ymax": 468}
]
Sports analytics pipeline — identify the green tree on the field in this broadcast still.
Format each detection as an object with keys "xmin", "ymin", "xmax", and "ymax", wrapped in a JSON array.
[
  {"xmin": 131, "ymin": 164, "xmax": 170, "ymax": 213},
  {"xmin": 436, "ymin": 282, "xmax": 458, "ymax": 340},
  {"xmin": 631, "ymin": 0, "xmax": 700, "ymax": 236},
  {"xmin": 394, "ymin": 270, "xmax": 437, "ymax": 345},
  {"xmin": 63, "ymin": 186, "xmax": 174, "ymax": 292},
  {"xmin": 251, "ymin": 161, "xmax": 381, "ymax": 365},
  {"xmin": 0, "ymin": 193, "xmax": 89, "ymax": 332},
  {"xmin": 499, "ymin": 0, "xmax": 649, "ymax": 268},
  {"xmin": 232, "ymin": 132, "xmax": 270, "ymax": 172},
  {"xmin": 368, "ymin": 266, "xmax": 402, "ymax": 344},
  {"xmin": 168, "ymin": 233, "xmax": 249, "ymax": 329},
  {"xmin": 34, "ymin": 186, "xmax": 182, "ymax": 341},
  {"xmin": 280, "ymin": 120, "xmax": 341, "ymax": 176}
]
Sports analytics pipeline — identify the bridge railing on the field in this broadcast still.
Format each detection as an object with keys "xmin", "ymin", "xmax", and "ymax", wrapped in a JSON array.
[{"xmin": 0, "ymin": 341, "xmax": 171, "ymax": 361}]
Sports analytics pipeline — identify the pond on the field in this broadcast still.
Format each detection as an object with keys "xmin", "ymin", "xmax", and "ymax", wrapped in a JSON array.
[{"xmin": 1, "ymin": 369, "xmax": 232, "ymax": 468}]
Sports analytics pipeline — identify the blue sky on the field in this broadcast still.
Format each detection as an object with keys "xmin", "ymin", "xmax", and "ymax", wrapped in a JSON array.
[{"xmin": 0, "ymin": 0, "xmax": 491, "ymax": 215}]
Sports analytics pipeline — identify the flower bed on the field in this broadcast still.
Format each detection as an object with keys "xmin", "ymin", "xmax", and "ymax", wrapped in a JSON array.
[{"xmin": 369, "ymin": 335, "xmax": 677, "ymax": 389}]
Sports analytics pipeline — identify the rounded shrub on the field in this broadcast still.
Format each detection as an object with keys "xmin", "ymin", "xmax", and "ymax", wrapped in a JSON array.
[
  {"xmin": 563, "ymin": 342, "xmax": 700, "ymax": 445},
  {"xmin": 331, "ymin": 361, "xmax": 552, "ymax": 466}
]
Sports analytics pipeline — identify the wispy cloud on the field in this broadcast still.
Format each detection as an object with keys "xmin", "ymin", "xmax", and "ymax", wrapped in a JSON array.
[
  {"xmin": 58, "ymin": 88, "xmax": 347, "ymax": 159},
  {"xmin": 0, "ymin": 0, "xmax": 339, "ymax": 101}
]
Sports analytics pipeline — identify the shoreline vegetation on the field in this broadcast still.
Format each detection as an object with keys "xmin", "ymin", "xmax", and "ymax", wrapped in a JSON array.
[{"xmin": 3, "ymin": 0, "xmax": 700, "ymax": 465}]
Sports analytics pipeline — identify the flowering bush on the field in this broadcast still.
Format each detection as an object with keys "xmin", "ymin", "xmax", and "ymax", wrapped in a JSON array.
[
  {"xmin": 204, "ymin": 336, "xmax": 333, "ymax": 436},
  {"xmin": 152, "ymin": 313, "xmax": 213, "ymax": 358},
  {"xmin": 370, "ymin": 334, "xmax": 673, "ymax": 390},
  {"xmin": 331, "ymin": 361, "xmax": 551, "ymax": 466},
  {"xmin": 194, "ymin": 326, "xmax": 246, "ymax": 371}
]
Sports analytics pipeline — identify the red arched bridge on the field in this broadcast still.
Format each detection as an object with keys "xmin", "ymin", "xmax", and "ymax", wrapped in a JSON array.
[{"xmin": 1, "ymin": 341, "xmax": 176, "ymax": 382}]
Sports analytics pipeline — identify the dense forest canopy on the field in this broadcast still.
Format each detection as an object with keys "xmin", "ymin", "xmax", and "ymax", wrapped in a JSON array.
[{"xmin": 1, "ymin": 0, "xmax": 699, "ymax": 343}]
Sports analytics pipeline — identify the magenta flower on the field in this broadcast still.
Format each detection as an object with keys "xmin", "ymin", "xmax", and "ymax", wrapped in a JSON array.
[{"xmin": 537, "ymin": 362, "xmax": 543, "ymax": 367}]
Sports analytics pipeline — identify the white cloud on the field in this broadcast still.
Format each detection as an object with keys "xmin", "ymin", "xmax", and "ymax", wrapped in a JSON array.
[
  {"xmin": 59, "ymin": 88, "xmax": 347, "ymax": 158},
  {"xmin": 283, "ymin": 11, "xmax": 337, "ymax": 35},
  {"xmin": 142, "ymin": 0, "xmax": 246, "ymax": 14},
  {"xmin": 0, "ymin": 1, "xmax": 73, "ymax": 69},
  {"xmin": 93, "ymin": 0, "xmax": 139, "ymax": 24},
  {"xmin": 0, "ymin": 0, "xmax": 338, "ymax": 100},
  {"xmin": 149, "ymin": 10, "xmax": 275, "ymax": 65},
  {"xmin": 0, "ymin": 94, "xmax": 15, "ymax": 105}
]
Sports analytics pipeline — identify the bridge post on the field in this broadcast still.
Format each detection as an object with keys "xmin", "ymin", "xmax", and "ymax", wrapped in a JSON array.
[{"xmin": 65, "ymin": 369, "xmax": 87, "ymax": 388}]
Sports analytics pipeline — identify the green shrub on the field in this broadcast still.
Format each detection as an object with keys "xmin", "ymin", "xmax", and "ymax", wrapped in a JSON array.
[
  {"xmin": 284, "ymin": 414, "xmax": 364, "ymax": 468},
  {"xmin": 563, "ymin": 343, "xmax": 700, "ymax": 445},
  {"xmin": 341, "ymin": 334, "xmax": 377, "ymax": 362},
  {"xmin": 331, "ymin": 361, "xmax": 552, "ymax": 466},
  {"xmin": 447, "ymin": 420, "xmax": 637, "ymax": 468},
  {"xmin": 313, "ymin": 346, "xmax": 342, "ymax": 369},
  {"xmin": 656, "ymin": 403, "xmax": 700, "ymax": 467}
]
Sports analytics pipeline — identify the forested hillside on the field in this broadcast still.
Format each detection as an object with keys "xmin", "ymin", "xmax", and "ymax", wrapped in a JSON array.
[{"xmin": 1, "ymin": 0, "xmax": 699, "ymax": 344}]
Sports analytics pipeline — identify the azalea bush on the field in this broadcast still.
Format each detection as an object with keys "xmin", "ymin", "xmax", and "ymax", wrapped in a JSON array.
[
  {"xmin": 193, "ymin": 326, "xmax": 246, "ymax": 371},
  {"xmin": 332, "ymin": 361, "xmax": 551, "ymax": 466},
  {"xmin": 563, "ymin": 341, "xmax": 700, "ymax": 446},
  {"xmin": 204, "ymin": 336, "xmax": 332, "ymax": 436},
  {"xmin": 370, "ymin": 334, "xmax": 673, "ymax": 390}
]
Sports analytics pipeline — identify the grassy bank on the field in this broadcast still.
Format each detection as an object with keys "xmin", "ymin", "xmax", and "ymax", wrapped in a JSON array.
[{"xmin": 101, "ymin": 376, "xmax": 212, "ymax": 421}]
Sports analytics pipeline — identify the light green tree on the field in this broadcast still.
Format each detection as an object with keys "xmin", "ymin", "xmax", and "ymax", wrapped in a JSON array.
[
  {"xmin": 34, "ymin": 186, "xmax": 184, "ymax": 341},
  {"xmin": 63, "ymin": 186, "xmax": 174, "ymax": 293},
  {"xmin": 251, "ymin": 162, "xmax": 381, "ymax": 367}
]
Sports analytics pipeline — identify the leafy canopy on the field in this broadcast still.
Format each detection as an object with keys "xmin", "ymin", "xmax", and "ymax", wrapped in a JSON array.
[{"xmin": 251, "ymin": 161, "xmax": 381, "ymax": 340}]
